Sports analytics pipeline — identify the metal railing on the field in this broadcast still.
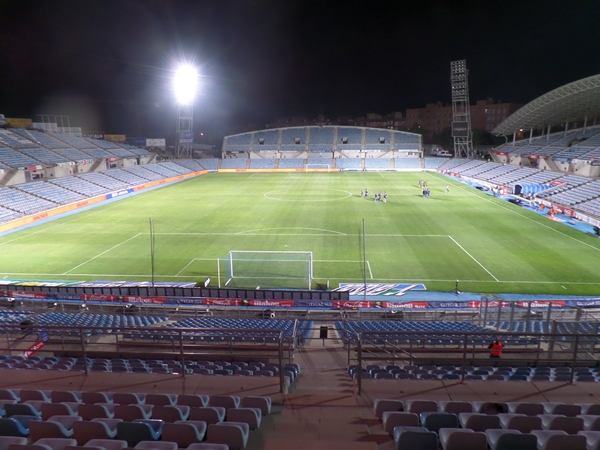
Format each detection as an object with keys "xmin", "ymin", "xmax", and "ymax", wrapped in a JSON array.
[
  {"xmin": 351, "ymin": 329, "xmax": 600, "ymax": 394},
  {"xmin": 0, "ymin": 323, "xmax": 291, "ymax": 393}
]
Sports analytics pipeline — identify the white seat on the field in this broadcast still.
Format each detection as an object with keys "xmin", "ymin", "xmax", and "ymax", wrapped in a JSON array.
[
  {"xmin": 439, "ymin": 428, "xmax": 487, "ymax": 450},
  {"xmin": 532, "ymin": 430, "xmax": 586, "ymax": 450}
]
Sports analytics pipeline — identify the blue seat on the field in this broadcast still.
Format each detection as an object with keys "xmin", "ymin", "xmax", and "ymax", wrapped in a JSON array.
[{"xmin": 0, "ymin": 416, "xmax": 38, "ymax": 437}]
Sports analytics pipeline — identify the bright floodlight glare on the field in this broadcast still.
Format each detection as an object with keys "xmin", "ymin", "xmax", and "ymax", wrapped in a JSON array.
[{"xmin": 173, "ymin": 64, "xmax": 198, "ymax": 105}]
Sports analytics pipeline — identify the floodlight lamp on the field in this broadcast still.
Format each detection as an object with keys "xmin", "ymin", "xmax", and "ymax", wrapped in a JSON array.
[{"xmin": 173, "ymin": 64, "xmax": 199, "ymax": 105}]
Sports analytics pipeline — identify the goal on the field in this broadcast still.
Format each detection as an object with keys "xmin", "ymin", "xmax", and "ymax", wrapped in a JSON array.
[
  {"xmin": 305, "ymin": 164, "xmax": 330, "ymax": 172},
  {"xmin": 222, "ymin": 250, "xmax": 313, "ymax": 289}
]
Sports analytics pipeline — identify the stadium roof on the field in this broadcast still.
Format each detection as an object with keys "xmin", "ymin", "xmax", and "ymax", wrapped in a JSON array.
[{"xmin": 492, "ymin": 74, "xmax": 600, "ymax": 136}]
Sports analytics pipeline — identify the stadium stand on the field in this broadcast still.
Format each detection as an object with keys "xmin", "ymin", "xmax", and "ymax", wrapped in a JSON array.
[
  {"xmin": 277, "ymin": 158, "xmax": 304, "ymax": 169},
  {"xmin": 394, "ymin": 157, "xmax": 422, "ymax": 169},
  {"xmin": 220, "ymin": 158, "xmax": 248, "ymax": 169},
  {"xmin": 14, "ymin": 181, "xmax": 87, "ymax": 205},
  {"xmin": 249, "ymin": 159, "xmax": 275, "ymax": 169},
  {"xmin": 196, "ymin": 159, "xmax": 219, "ymax": 170}
]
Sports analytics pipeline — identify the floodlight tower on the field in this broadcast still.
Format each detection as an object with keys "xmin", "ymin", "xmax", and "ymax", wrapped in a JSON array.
[
  {"xmin": 450, "ymin": 60, "xmax": 474, "ymax": 157},
  {"xmin": 173, "ymin": 64, "xmax": 198, "ymax": 158}
]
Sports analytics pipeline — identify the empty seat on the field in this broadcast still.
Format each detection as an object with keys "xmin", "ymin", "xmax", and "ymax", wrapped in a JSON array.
[
  {"xmin": 186, "ymin": 443, "xmax": 229, "ymax": 450},
  {"xmin": 116, "ymin": 421, "xmax": 161, "ymax": 448},
  {"xmin": 485, "ymin": 429, "xmax": 537, "ymax": 450},
  {"xmin": 440, "ymin": 401, "xmax": 473, "ymax": 414},
  {"xmin": 161, "ymin": 421, "xmax": 207, "ymax": 448},
  {"xmin": 0, "ymin": 436, "xmax": 27, "ymax": 450},
  {"xmin": 81, "ymin": 393, "xmax": 112, "ymax": 405},
  {"xmin": 114, "ymin": 405, "xmax": 152, "ymax": 422},
  {"xmin": 72, "ymin": 420, "xmax": 117, "ymax": 445},
  {"xmin": 406, "ymin": 400, "xmax": 437, "ymax": 415},
  {"xmin": 5, "ymin": 404, "xmax": 41, "ymax": 418},
  {"xmin": 0, "ymin": 416, "xmax": 38, "ymax": 437},
  {"xmin": 539, "ymin": 414, "xmax": 584, "ymax": 434},
  {"xmin": 420, "ymin": 412, "xmax": 458, "ymax": 433},
  {"xmin": 499, "ymin": 413, "xmax": 542, "ymax": 433},
  {"xmin": 578, "ymin": 430, "xmax": 600, "ymax": 450},
  {"xmin": 29, "ymin": 416, "xmax": 80, "ymax": 441},
  {"xmin": 393, "ymin": 427, "xmax": 438, "ymax": 450},
  {"xmin": 240, "ymin": 397, "xmax": 271, "ymax": 415},
  {"xmin": 206, "ymin": 422, "xmax": 249, "ymax": 450},
  {"xmin": 507, "ymin": 402, "xmax": 544, "ymax": 416},
  {"xmin": 531, "ymin": 430, "xmax": 586, "ymax": 450},
  {"xmin": 374, "ymin": 399, "xmax": 404, "ymax": 419},
  {"xmin": 50, "ymin": 392, "xmax": 81, "ymax": 404},
  {"xmin": 542, "ymin": 403, "xmax": 581, "ymax": 417},
  {"xmin": 19, "ymin": 391, "xmax": 50, "ymax": 403},
  {"xmin": 32, "ymin": 438, "xmax": 77, "ymax": 450},
  {"xmin": 209, "ymin": 396, "xmax": 240, "ymax": 410},
  {"xmin": 151, "ymin": 406, "xmax": 189, "ymax": 423},
  {"xmin": 459, "ymin": 413, "xmax": 501, "ymax": 432},
  {"xmin": 439, "ymin": 428, "xmax": 487, "ymax": 450},
  {"xmin": 112, "ymin": 393, "xmax": 145, "ymax": 406},
  {"xmin": 188, "ymin": 407, "xmax": 225, "ymax": 425},
  {"xmin": 144, "ymin": 394, "xmax": 177, "ymax": 407},
  {"xmin": 41, "ymin": 404, "xmax": 77, "ymax": 421},
  {"xmin": 579, "ymin": 404, "xmax": 600, "ymax": 416},
  {"xmin": 78, "ymin": 404, "xmax": 114, "ymax": 421},
  {"xmin": 227, "ymin": 408, "xmax": 261, "ymax": 430},
  {"xmin": 176, "ymin": 395, "xmax": 209, "ymax": 408},
  {"xmin": 134, "ymin": 442, "xmax": 177, "ymax": 450},
  {"xmin": 84, "ymin": 439, "xmax": 127, "ymax": 450},
  {"xmin": 580, "ymin": 415, "xmax": 600, "ymax": 431},
  {"xmin": 382, "ymin": 412, "xmax": 419, "ymax": 434}
]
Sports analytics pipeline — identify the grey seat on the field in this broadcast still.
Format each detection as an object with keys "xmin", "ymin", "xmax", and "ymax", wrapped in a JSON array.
[
  {"xmin": 420, "ymin": 412, "xmax": 458, "ymax": 433},
  {"xmin": 485, "ymin": 429, "xmax": 537, "ymax": 450},
  {"xmin": 206, "ymin": 422, "xmax": 248, "ymax": 450},
  {"xmin": 507, "ymin": 402, "xmax": 544, "ymax": 416},
  {"xmin": 459, "ymin": 412, "xmax": 501, "ymax": 432},
  {"xmin": 439, "ymin": 428, "xmax": 487, "ymax": 450},
  {"xmin": 374, "ymin": 399, "xmax": 404, "ymax": 419},
  {"xmin": 161, "ymin": 421, "xmax": 207, "ymax": 448},
  {"xmin": 440, "ymin": 401, "xmax": 473, "ymax": 415},
  {"xmin": 498, "ymin": 413, "xmax": 542, "ymax": 433},
  {"xmin": 393, "ymin": 426, "xmax": 438, "ymax": 450},
  {"xmin": 539, "ymin": 414, "xmax": 584, "ymax": 434},
  {"xmin": 406, "ymin": 400, "xmax": 437, "ymax": 415},
  {"xmin": 72, "ymin": 420, "xmax": 117, "ymax": 445},
  {"xmin": 531, "ymin": 430, "xmax": 586, "ymax": 450},
  {"xmin": 382, "ymin": 412, "xmax": 419, "ymax": 434}
]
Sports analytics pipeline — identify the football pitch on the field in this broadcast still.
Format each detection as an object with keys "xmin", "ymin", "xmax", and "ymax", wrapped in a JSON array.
[{"xmin": 1, "ymin": 171, "xmax": 600, "ymax": 296}]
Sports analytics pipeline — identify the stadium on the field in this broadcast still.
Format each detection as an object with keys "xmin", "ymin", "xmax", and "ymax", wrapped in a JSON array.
[{"xmin": 2, "ymin": 2, "xmax": 600, "ymax": 447}]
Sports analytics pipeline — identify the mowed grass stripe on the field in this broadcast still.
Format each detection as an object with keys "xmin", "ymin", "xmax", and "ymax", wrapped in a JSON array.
[{"xmin": 0, "ymin": 172, "xmax": 599, "ymax": 294}]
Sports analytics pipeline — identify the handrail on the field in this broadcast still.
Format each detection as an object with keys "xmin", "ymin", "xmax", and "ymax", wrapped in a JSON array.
[{"xmin": 351, "ymin": 329, "xmax": 600, "ymax": 394}]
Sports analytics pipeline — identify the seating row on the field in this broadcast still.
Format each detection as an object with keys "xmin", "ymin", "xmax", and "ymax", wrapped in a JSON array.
[
  {"xmin": 350, "ymin": 363, "xmax": 595, "ymax": 381},
  {"xmin": 375, "ymin": 399, "xmax": 600, "ymax": 450},
  {"xmin": 0, "ymin": 395, "xmax": 271, "ymax": 449}
]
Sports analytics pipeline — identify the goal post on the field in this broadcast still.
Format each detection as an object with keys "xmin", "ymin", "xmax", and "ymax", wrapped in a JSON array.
[
  {"xmin": 223, "ymin": 250, "xmax": 313, "ymax": 289},
  {"xmin": 305, "ymin": 164, "xmax": 330, "ymax": 172}
]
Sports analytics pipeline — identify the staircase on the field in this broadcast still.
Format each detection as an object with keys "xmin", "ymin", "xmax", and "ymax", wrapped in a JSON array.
[{"xmin": 260, "ymin": 324, "xmax": 394, "ymax": 450}]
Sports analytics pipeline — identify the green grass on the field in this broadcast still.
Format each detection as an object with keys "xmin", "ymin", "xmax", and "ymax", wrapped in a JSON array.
[{"xmin": 1, "ymin": 171, "xmax": 600, "ymax": 295}]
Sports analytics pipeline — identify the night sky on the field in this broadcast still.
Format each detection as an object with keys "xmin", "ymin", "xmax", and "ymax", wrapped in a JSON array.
[{"xmin": 1, "ymin": 0, "xmax": 599, "ymax": 142}]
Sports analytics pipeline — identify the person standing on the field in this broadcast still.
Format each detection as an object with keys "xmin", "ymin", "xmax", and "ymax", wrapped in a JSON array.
[
  {"xmin": 488, "ymin": 339, "xmax": 503, "ymax": 358},
  {"xmin": 445, "ymin": 185, "xmax": 450, "ymax": 193}
]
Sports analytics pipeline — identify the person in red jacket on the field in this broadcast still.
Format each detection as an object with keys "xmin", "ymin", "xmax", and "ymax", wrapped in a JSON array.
[{"xmin": 488, "ymin": 339, "xmax": 503, "ymax": 358}]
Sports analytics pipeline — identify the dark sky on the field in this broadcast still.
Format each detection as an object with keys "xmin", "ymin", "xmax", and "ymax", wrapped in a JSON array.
[{"xmin": 1, "ymin": 0, "xmax": 599, "ymax": 142}]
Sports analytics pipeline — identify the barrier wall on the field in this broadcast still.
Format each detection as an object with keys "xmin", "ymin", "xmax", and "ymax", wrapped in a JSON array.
[
  {"xmin": 0, "ymin": 170, "xmax": 207, "ymax": 234},
  {"xmin": 218, "ymin": 168, "xmax": 339, "ymax": 173},
  {"xmin": 2, "ymin": 286, "xmax": 598, "ymax": 309}
]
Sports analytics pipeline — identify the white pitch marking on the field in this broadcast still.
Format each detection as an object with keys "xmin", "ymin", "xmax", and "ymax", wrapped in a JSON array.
[
  {"xmin": 62, "ymin": 233, "xmax": 142, "ymax": 274},
  {"xmin": 448, "ymin": 235, "xmax": 499, "ymax": 282},
  {"xmin": 367, "ymin": 261, "xmax": 373, "ymax": 279},
  {"xmin": 452, "ymin": 180, "xmax": 600, "ymax": 253}
]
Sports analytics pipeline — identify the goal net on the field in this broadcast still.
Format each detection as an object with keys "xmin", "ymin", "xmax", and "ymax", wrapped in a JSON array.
[
  {"xmin": 305, "ymin": 164, "xmax": 330, "ymax": 172},
  {"xmin": 223, "ymin": 250, "xmax": 313, "ymax": 289}
]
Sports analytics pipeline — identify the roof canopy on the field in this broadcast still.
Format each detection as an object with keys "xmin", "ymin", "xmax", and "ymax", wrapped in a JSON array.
[{"xmin": 493, "ymin": 74, "xmax": 600, "ymax": 136}]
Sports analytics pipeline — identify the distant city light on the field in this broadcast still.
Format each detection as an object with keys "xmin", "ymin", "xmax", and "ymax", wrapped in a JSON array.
[{"xmin": 173, "ymin": 64, "xmax": 199, "ymax": 105}]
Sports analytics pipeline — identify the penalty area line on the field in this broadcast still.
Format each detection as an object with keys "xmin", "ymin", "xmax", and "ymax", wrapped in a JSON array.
[{"xmin": 367, "ymin": 260, "xmax": 373, "ymax": 279}]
